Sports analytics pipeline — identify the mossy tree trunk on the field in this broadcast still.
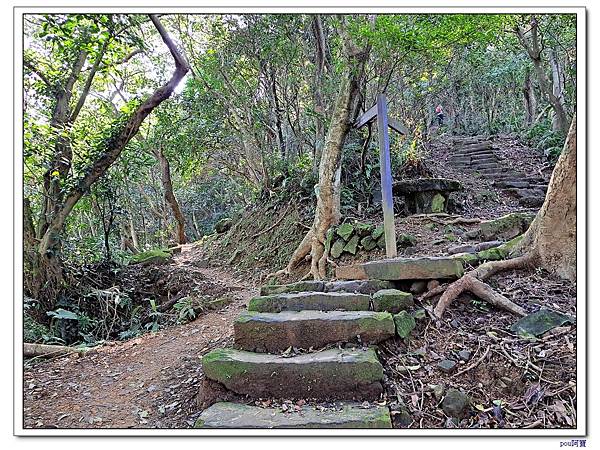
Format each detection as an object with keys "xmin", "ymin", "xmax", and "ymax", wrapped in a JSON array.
[{"xmin": 270, "ymin": 20, "xmax": 370, "ymax": 280}]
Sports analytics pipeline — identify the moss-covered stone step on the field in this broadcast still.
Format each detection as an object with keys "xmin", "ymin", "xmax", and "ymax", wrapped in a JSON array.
[
  {"xmin": 202, "ymin": 347, "xmax": 384, "ymax": 400},
  {"xmin": 248, "ymin": 292, "xmax": 371, "ymax": 313},
  {"xmin": 234, "ymin": 310, "xmax": 394, "ymax": 352},
  {"xmin": 195, "ymin": 402, "xmax": 392, "ymax": 429},
  {"xmin": 260, "ymin": 279, "xmax": 394, "ymax": 297},
  {"xmin": 336, "ymin": 256, "xmax": 464, "ymax": 281}
]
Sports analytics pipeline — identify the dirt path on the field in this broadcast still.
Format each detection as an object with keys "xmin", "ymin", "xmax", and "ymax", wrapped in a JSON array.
[{"xmin": 23, "ymin": 259, "xmax": 256, "ymax": 429}]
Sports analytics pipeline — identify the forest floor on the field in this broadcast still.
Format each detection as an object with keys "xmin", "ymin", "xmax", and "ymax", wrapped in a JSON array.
[{"xmin": 23, "ymin": 133, "xmax": 577, "ymax": 429}]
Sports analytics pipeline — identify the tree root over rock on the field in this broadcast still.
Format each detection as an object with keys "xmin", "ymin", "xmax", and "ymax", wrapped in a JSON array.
[{"xmin": 433, "ymin": 254, "xmax": 535, "ymax": 319}]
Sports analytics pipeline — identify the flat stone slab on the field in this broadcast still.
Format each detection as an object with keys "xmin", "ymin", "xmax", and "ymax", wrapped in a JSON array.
[
  {"xmin": 202, "ymin": 348, "xmax": 384, "ymax": 400},
  {"xmin": 234, "ymin": 310, "xmax": 394, "ymax": 352},
  {"xmin": 260, "ymin": 281, "xmax": 325, "ymax": 296},
  {"xmin": 336, "ymin": 257, "xmax": 464, "ymax": 281},
  {"xmin": 248, "ymin": 292, "xmax": 371, "ymax": 313},
  {"xmin": 195, "ymin": 402, "xmax": 392, "ymax": 429},
  {"xmin": 510, "ymin": 308, "xmax": 574, "ymax": 337}
]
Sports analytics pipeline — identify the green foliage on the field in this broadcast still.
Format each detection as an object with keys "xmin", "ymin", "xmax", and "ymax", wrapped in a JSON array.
[
  {"xmin": 173, "ymin": 297, "xmax": 197, "ymax": 324},
  {"xmin": 525, "ymin": 119, "xmax": 566, "ymax": 160}
]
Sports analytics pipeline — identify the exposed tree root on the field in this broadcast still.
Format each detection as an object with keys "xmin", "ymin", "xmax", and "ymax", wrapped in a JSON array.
[{"xmin": 433, "ymin": 253, "xmax": 536, "ymax": 319}]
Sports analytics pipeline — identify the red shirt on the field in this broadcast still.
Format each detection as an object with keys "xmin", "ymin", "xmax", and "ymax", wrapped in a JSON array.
[{"xmin": 435, "ymin": 105, "xmax": 443, "ymax": 114}]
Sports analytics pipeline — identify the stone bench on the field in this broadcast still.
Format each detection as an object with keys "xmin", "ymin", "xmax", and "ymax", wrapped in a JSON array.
[{"xmin": 392, "ymin": 178, "xmax": 462, "ymax": 214}]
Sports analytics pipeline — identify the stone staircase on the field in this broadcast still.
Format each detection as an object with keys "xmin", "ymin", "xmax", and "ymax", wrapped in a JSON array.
[
  {"xmin": 449, "ymin": 137, "xmax": 548, "ymax": 207},
  {"xmin": 195, "ymin": 256, "xmax": 463, "ymax": 429}
]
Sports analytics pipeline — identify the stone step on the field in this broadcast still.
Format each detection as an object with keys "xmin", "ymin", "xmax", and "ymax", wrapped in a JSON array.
[
  {"xmin": 336, "ymin": 256, "xmax": 464, "ymax": 281},
  {"xmin": 455, "ymin": 143, "xmax": 491, "ymax": 151},
  {"xmin": 493, "ymin": 180, "xmax": 531, "ymax": 189},
  {"xmin": 202, "ymin": 347, "xmax": 384, "ymax": 400},
  {"xmin": 260, "ymin": 280, "xmax": 395, "ymax": 296},
  {"xmin": 234, "ymin": 310, "xmax": 395, "ymax": 352},
  {"xmin": 195, "ymin": 402, "xmax": 392, "ymax": 429},
  {"xmin": 248, "ymin": 291, "xmax": 371, "ymax": 313},
  {"xmin": 471, "ymin": 163, "xmax": 500, "ymax": 170},
  {"xmin": 454, "ymin": 150, "xmax": 494, "ymax": 157},
  {"xmin": 470, "ymin": 154, "xmax": 497, "ymax": 162}
]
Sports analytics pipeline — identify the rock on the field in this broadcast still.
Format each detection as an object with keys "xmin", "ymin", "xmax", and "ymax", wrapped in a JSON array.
[
  {"xmin": 195, "ymin": 402, "xmax": 392, "ymax": 429},
  {"xmin": 476, "ymin": 212, "xmax": 536, "ymax": 241},
  {"xmin": 393, "ymin": 311, "xmax": 416, "ymax": 338},
  {"xmin": 431, "ymin": 193, "xmax": 446, "ymax": 213},
  {"xmin": 343, "ymin": 235, "xmax": 360, "ymax": 255},
  {"xmin": 437, "ymin": 359, "xmax": 457, "ymax": 373},
  {"xmin": 427, "ymin": 280, "xmax": 440, "ymax": 291},
  {"xmin": 371, "ymin": 226, "xmax": 384, "ymax": 240},
  {"xmin": 196, "ymin": 378, "xmax": 236, "ymax": 410},
  {"xmin": 441, "ymin": 389, "xmax": 470, "ymax": 418},
  {"xmin": 324, "ymin": 280, "xmax": 395, "ymax": 295},
  {"xmin": 330, "ymin": 238, "xmax": 346, "ymax": 258},
  {"xmin": 201, "ymin": 347, "xmax": 384, "ymax": 400},
  {"xmin": 355, "ymin": 222, "xmax": 375, "ymax": 237},
  {"xmin": 248, "ymin": 291, "xmax": 371, "ymax": 313},
  {"xmin": 394, "ymin": 404, "xmax": 412, "ymax": 427},
  {"xmin": 450, "ymin": 252, "xmax": 480, "ymax": 266},
  {"xmin": 376, "ymin": 235, "xmax": 387, "ymax": 249},
  {"xmin": 510, "ymin": 308, "xmax": 574, "ymax": 337},
  {"xmin": 260, "ymin": 281, "xmax": 325, "ymax": 296},
  {"xmin": 457, "ymin": 350, "xmax": 471, "ymax": 361},
  {"xmin": 410, "ymin": 280, "xmax": 427, "ymax": 294},
  {"xmin": 360, "ymin": 235, "xmax": 378, "ymax": 251},
  {"xmin": 234, "ymin": 310, "xmax": 395, "ymax": 352},
  {"xmin": 361, "ymin": 256, "xmax": 464, "ymax": 280},
  {"xmin": 337, "ymin": 223, "xmax": 355, "ymax": 241},
  {"xmin": 214, "ymin": 218, "xmax": 233, "ymax": 234},
  {"xmin": 129, "ymin": 248, "xmax": 172, "ymax": 265},
  {"xmin": 372, "ymin": 289, "xmax": 414, "ymax": 313},
  {"xmin": 397, "ymin": 233, "xmax": 417, "ymax": 247},
  {"xmin": 447, "ymin": 243, "xmax": 477, "ymax": 255}
]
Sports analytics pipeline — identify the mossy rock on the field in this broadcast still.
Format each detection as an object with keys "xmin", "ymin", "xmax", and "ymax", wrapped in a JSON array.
[
  {"xmin": 397, "ymin": 233, "xmax": 417, "ymax": 247},
  {"xmin": 361, "ymin": 235, "xmax": 378, "ymax": 252},
  {"xmin": 394, "ymin": 311, "xmax": 416, "ymax": 338},
  {"xmin": 372, "ymin": 289, "xmax": 414, "ymax": 314},
  {"xmin": 371, "ymin": 226, "xmax": 385, "ymax": 240},
  {"xmin": 331, "ymin": 238, "xmax": 346, "ymax": 258},
  {"xmin": 376, "ymin": 235, "xmax": 387, "ymax": 249},
  {"xmin": 343, "ymin": 235, "xmax": 360, "ymax": 255},
  {"xmin": 130, "ymin": 248, "xmax": 172, "ymax": 265},
  {"xmin": 337, "ymin": 223, "xmax": 355, "ymax": 241},
  {"xmin": 355, "ymin": 222, "xmax": 375, "ymax": 237},
  {"xmin": 431, "ymin": 193, "xmax": 446, "ymax": 213}
]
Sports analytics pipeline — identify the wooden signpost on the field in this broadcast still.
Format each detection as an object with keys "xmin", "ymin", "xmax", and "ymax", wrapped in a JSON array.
[{"xmin": 354, "ymin": 94, "xmax": 407, "ymax": 258}]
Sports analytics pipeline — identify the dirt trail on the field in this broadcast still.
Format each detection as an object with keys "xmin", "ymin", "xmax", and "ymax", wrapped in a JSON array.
[{"xmin": 23, "ymin": 249, "xmax": 257, "ymax": 429}]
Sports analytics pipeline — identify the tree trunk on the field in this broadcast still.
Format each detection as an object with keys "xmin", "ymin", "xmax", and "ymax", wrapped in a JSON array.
[
  {"xmin": 516, "ymin": 114, "xmax": 576, "ymax": 280},
  {"xmin": 515, "ymin": 16, "xmax": 570, "ymax": 134},
  {"xmin": 272, "ymin": 22, "xmax": 369, "ymax": 280},
  {"xmin": 312, "ymin": 14, "xmax": 328, "ymax": 173},
  {"xmin": 549, "ymin": 49, "xmax": 567, "ymax": 132},
  {"xmin": 154, "ymin": 147, "xmax": 187, "ymax": 244},
  {"xmin": 523, "ymin": 67, "xmax": 537, "ymax": 127}
]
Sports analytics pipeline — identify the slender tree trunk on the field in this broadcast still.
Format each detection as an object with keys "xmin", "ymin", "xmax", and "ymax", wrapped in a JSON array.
[
  {"xmin": 312, "ymin": 14, "xmax": 327, "ymax": 174},
  {"xmin": 549, "ymin": 49, "xmax": 567, "ymax": 132},
  {"xmin": 515, "ymin": 16, "xmax": 570, "ymax": 134},
  {"xmin": 154, "ymin": 147, "xmax": 187, "ymax": 245},
  {"xmin": 523, "ymin": 67, "xmax": 537, "ymax": 127},
  {"xmin": 272, "ymin": 22, "xmax": 370, "ymax": 280}
]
